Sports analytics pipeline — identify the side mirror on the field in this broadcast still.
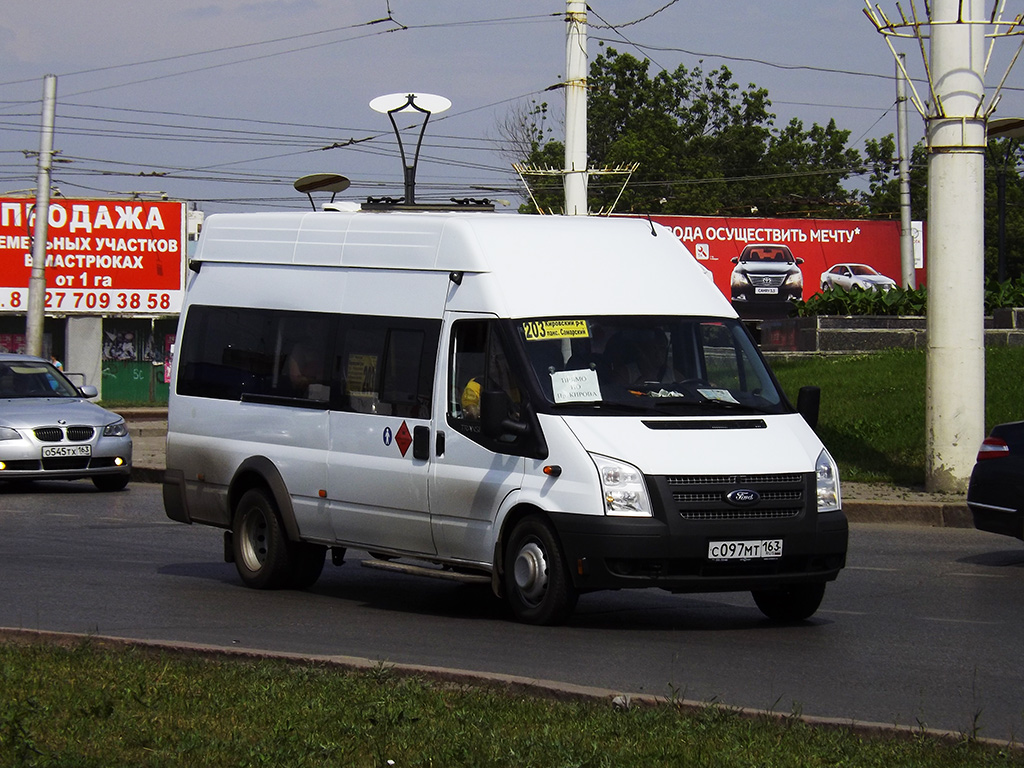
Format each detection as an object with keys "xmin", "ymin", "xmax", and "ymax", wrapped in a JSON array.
[
  {"xmin": 797, "ymin": 385, "xmax": 820, "ymax": 430},
  {"xmin": 79, "ymin": 384, "xmax": 99, "ymax": 399},
  {"xmin": 731, "ymin": 256, "xmax": 739, "ymax": 264},
  {"xmin": 480, "ymin": 389, "xmax": 529, "ymax": 439}
]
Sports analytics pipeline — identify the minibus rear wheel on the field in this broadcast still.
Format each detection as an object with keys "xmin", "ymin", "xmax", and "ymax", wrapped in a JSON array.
[
  {"xmin": 504, "ymin": 515, "xmax": 578, "ymax": 625},
  {"xmin": 232, "ymin": 488, "xmax": 293, "ymax": 590},
  {"xmin": 751, "ymin": 582, "xmax": 826, "ymax": 622}
]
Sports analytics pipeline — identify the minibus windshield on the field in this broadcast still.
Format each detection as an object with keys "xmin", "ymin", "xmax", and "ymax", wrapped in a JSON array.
[{"xmin": 516, "ymin": 316, "xmax": 786, "ymax": 415}]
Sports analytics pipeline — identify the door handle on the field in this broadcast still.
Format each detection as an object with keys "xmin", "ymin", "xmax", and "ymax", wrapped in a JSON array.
[{"xmin": 413, "ymin": 425, "xmax": 430, "ymax": 461}]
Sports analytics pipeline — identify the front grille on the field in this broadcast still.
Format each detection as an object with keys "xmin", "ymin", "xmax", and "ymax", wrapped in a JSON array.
[
  {"xmin": 67, "ymin": 426, "xmax": 94, "ymax": 441},
  {"xmin": 30, "ymin": 426, "xmax": 95, "ymax": 442},
  {"xmin": 746, "ymin": 274, "xmax": 786, "ymax": 287},
  {"xmin": 662, "ymin": 473, "xmax": 809, "ymax": 522}
]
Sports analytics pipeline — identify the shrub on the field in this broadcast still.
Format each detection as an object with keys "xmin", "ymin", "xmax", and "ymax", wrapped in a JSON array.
[{"xmin": 795, "ymin": 277, "xmax": 1024, "ymax": 316}]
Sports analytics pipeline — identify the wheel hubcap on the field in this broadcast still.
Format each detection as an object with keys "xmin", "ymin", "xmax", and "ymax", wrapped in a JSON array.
[
  {"xmin": 240, "ymin": 509, "xmax": 268, "ymax": 571},
  {"xmin": 513, "ymin": 541, "xmax": 548, "ymax": 605}
]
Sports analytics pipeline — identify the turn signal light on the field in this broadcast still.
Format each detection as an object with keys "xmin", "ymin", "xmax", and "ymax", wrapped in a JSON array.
[{"xmin": 977, "ymin": 437, "xmax": 1010, "ymax": 461}]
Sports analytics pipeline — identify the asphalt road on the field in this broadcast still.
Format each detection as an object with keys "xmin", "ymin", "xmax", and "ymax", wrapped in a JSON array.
[{"xmin": 2, "ymin": 480, "xmax": 1023, "ymax": 742}]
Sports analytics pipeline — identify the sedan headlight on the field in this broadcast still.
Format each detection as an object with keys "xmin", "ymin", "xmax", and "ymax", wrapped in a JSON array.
[
  {"xmin": 103, "ymin": 420, "xmax": 129, "ymax": 438},
  {"xmin": 591, "ymin": 454, "xmax": 652, "ymax": 517},
  {"xmin": 0, "ymin": 426, "xmax": 22, "ymax": 441},
  {"xmin": 815, "ymin": 448, "xmax": 841, "ymax": 513}
]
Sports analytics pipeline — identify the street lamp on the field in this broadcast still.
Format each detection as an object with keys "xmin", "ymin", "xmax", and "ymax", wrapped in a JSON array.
[{"xmin": 369, "ymin": 92, "xmax": 451, "ymax": 205}]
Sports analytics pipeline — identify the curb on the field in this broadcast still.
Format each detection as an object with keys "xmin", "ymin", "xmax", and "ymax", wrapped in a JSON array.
[
  {"xmin": 0, "ymin": 627, "xmax": 1015, "ymax": 750},
  {"xmin": 843, "ymin": 500, "xmax": 972, "ymax": 528}
]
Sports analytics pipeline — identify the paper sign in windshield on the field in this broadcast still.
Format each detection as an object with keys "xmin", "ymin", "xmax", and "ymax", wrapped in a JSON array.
[
  {"xmin": 523, "ymin": 319, "xmax": 589, "ymax": 341},
  {"xmin": 551, "ymin": 369, "xmax": 602, "ymax": 403},
  {"xmin": 698, "ymin": 388, "xmax": 740, "ymax": 404}
]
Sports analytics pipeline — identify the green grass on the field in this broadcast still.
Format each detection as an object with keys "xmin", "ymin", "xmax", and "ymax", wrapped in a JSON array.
[
  {"xmin": 770, "ymin": 348, "xmax": 1024, "ymax": 485},
  {"xmin": 2, "ymin": 641, "xmax": 1021, "ymax": 767}
]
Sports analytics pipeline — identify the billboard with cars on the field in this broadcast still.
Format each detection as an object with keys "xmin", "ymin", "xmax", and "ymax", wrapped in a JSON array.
[
  {"xmin": 647, "ymin": 215, "xmax": 924, "ymax": 319},
  {"xmin": 0, "ymin": 197, "xmax": 186, "ymax": 315}
]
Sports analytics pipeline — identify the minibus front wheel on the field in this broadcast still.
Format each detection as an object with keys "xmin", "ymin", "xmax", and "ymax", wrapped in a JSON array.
[{"xmin": 504, "ymin": 515, "xmax": 578, "ymax": 625}]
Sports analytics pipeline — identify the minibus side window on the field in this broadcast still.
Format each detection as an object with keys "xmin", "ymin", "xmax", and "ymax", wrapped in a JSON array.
[
  {"xmin": 335, "ymin": 317, "xmax": 438, "ymax": 418},
  {"xmin": 177, "ymin": 305, "xmax": 332, "ymax": 402}
]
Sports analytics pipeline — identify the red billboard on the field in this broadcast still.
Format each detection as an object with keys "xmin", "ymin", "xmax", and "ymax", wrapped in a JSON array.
[
  {"xmin": 648, "ymin": 215, "xmax": 924, "ymax": 317},
  {"xmin": 0, "ymin": 198, "xmax": 186, "ymax": 315}
]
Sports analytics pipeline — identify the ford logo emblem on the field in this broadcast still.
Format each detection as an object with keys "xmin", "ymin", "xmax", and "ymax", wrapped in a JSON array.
[{"xmin": 726, "ymin": 489, "xmax": 760, "ymax": 507}]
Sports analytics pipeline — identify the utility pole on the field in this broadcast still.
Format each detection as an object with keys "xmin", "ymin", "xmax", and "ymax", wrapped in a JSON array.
[
  {"xmin": 895, "ymin": 54, "xmax": 916, "ymax": 289},
  {"xmin": 26, "ymin": 74, "xmax": 57, "ymax": 358},
  {"xmin": 866, "ymin": 0, "xmax": 1023, "ymax": 492},
  {"xmin": 923, "ymin": 0, "xmax": 986, "ymax": 492},
  {"xmin": 564, "ymin": 0, "xmax": 587, "ymax": 215}
]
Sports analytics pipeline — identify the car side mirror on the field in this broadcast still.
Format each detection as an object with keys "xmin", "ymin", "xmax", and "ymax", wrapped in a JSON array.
[
  {"xmin": 797, "ymin": 385, "xmax": 820, "ymax": 430},
  {"xmin": 79, "ymin": 384, "xmax": 99, "ymax": 399},
  {"xmin": 481, "ymin": 389, "xmax": 529, "ymax": 439},
  {"xmin": 731, "ymin": 257, "xmax": 738, "ymax": 264},
  {"xmin": 796, "ymin": 258, "xmax": 804, "ymax": 265}
]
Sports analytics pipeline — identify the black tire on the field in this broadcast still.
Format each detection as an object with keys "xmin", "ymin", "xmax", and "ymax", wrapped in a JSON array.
[
  {"xmin": 232, "ymin": 488, "xmax": 293, "ymax": 590},
  {"xmin": 92, "ymin": 473, "xmax": 130, "ymax": 492},
  {"xmin": 752, "ymin": 582, "xmax": 826, "ymax": 622},
  {"xmin": 504, "ymin": 515, "xmax": 578, "ymax": 625},
  {"xmin": 289, "ymin": 543, "xmax": 326, "ymax": 589}
]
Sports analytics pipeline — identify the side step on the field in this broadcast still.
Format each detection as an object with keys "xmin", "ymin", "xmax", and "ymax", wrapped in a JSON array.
[{"xmin": 361, "ymin": 558, "xmax": 490, "ymax": 584}]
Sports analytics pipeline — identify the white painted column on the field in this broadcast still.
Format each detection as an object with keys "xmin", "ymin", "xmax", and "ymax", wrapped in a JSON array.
[{"xmin": 925, "ymin": 0, "xmax": 986, "ymax": 491}]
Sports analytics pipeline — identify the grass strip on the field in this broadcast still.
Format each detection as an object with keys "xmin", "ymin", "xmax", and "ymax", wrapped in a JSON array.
[
  {"xmin": 770, "ymin": 347, "xmax": 1024, "ymax": 485},
  {"xmin": 1, "ymin": 639, "xmax": 1021, "ymax": 767}
]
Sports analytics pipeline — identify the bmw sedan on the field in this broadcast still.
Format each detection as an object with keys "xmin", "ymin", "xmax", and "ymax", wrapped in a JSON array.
[
  {"xmin": 820, "ymin": 263, "xmax": 897, "ymax": 292},
  {"xmin": 0, "ymin": 353, "xmax": 132, "ymax": 490},
  {"xmin": 967, "ymin": 421, "xmax": 1024, "ymax": 541}
]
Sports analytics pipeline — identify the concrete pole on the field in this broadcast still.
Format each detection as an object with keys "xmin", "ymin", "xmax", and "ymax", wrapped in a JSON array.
[
  {"xmin": 26, "ymin": 74, "xmax": 57, "ymax": 358},
  {"xmin": 925, "ymin": 0, "xmax": 986, "ymax": 492},
  {"xmin": 564, "ymin": 0, "xmax": 588, "ymax": 215},
  {"xmin": 896, "ymin": 55, "xmax": 917, "ymax": 289}
]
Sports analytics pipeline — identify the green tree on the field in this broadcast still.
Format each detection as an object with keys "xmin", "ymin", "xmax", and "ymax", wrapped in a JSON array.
[
  {"xmin": 985, "ymin": 138, "xmax": 1024, "ymax": 280},
  {"xmin": 859, "ymin": 133, "xmax": 927, "ymax": 220},
  {"xmin": 510, "ymin": 47, "xmax": 862, "ymax": 217}
]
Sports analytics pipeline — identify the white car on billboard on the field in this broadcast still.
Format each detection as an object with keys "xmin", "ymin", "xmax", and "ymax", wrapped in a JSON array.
[{"xmin": 820, "ymin": 263, "xmax": 897, "ymax": 292}]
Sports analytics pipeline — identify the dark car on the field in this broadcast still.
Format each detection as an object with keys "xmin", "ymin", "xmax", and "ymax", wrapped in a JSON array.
[
  {"xmin": 967, "ymin": 421, "xmax": 1024, "ymax": 541},
  {"xmin": 730, "ymin": 244, "xmax": 804, "ymax": 316}
]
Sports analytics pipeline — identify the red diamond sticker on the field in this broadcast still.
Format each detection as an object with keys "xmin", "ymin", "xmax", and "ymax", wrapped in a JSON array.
[{"xmin": 394, "ymin": 421, "xmax": 412, "ymax": 457}]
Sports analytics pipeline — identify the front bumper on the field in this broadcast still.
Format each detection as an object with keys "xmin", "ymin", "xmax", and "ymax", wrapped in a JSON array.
[
  {"xmin": 0, "ymin": 431, "xmax": 132, "ymax": 482},
  {"xmin": 550, "ymin": 472, "xmax": 848, "ymax": 593}
]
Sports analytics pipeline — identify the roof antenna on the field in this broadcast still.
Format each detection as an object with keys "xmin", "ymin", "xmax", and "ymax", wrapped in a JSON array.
[
  {"xmin": 646, "ymin": 213, "xmax": 657, "ymax": 236},
  {"xmin": 293, "ymin": 173, "xmax": 351, "ymax": 211}
]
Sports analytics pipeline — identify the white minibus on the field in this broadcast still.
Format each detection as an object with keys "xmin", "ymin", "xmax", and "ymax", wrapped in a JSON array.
[{"xmin": 163, "ymin": 209, "xmax": 847, "ymax": 624}]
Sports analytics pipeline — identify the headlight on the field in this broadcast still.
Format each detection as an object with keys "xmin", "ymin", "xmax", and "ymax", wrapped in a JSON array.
[
  {"xmin": 0, "ymin": 426, "xmax": 22, "ymax": 441},
  {"xmin": 815, "ymin": 448, "xmax": 841, "ymax": 513},
  {"xmin": 103, "ymin": 420, "xmax": 129, "ymax": 437},
  {"xmin": 730, "ymin": 271, "xmax": 747, "ymax": 289},
  {"xmin": 787, "ymin": 270, "xmax": 804, "ymax": 289},
  {"xmin": 591, "ymin": 454, "xmax": 652, "ymax": 517}
]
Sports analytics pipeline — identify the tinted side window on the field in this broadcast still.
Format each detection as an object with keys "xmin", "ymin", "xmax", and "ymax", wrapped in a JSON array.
[
  {"xmin": 177, "ymin": 305, "xmax": 333, "ymax": 403},
  {"xmin": 337, "ymin": 317, "xmax": 438, "ymax": 418}
]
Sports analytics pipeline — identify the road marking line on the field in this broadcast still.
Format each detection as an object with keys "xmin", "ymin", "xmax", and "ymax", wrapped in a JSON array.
[{"xmin": 920, "ymin": 616, "xmax": 1002, "ymax": 626}]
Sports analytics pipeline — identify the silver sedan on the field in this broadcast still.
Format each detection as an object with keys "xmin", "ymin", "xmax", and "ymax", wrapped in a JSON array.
[
  {"xmin": 0, "ymin": 353, "xmax": 132, "ymax": 490},
  {"xmin": 820, "ymin": 263, "xmax": 897, "ymax": 292}
]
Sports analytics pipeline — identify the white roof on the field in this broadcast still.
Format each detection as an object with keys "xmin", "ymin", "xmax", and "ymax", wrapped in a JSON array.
[{"xmin": 194, "ymin": 210, "xmax": 734, "ymax": 318}]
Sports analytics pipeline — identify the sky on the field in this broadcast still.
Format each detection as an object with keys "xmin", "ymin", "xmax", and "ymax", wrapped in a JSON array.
[{"xmin": 1, "ymin": 1, "xmax": 1022, "ymax": 215}]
